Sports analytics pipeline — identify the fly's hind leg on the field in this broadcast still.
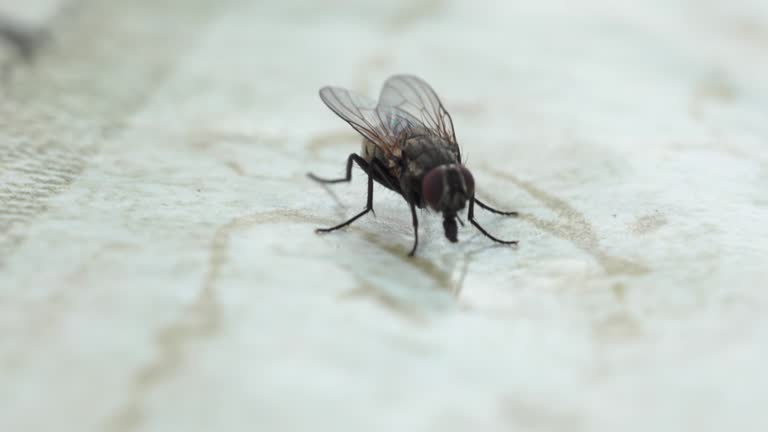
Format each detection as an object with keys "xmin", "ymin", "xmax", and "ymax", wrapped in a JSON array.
[
  {"xmin": 314, "ymin": 161, "xmax": 375, "ymax": 234},
  {"xmin": 308, "ymin": 153, "xmax": 368, "ymax": 184},
  {"xmin": 474, "ymin": 197, "xmax": 519, "ymax": 217}
]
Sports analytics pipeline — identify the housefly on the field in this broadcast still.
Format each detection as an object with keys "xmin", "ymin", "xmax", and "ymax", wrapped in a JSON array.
[{"xmin": 309, "ymin": 74, "xmax": 518, "ymax": 256}]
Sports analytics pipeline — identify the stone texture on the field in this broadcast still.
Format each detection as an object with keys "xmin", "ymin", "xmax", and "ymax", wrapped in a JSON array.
[{"xmin": 1, "ymin": 1, "xmax": 767, "ymax": 431}]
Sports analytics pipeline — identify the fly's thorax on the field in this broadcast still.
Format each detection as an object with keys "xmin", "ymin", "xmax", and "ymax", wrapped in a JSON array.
[{"xmin": 401, "ymin": 133, "xmax": 458, "ymax": 174}]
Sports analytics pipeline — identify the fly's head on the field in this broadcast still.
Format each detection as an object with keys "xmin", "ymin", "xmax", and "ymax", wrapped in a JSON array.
[{"xmin": 422, "ymin": 164, "xmax": 475, "ymax": 242}]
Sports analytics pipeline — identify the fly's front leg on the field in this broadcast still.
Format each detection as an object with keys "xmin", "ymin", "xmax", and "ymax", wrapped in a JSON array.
[
  {"xmin": 307, "ymin": 153, "xmax": 367, "ymax": 184},
  {"xmin": 408, "ymin": 202, "xmax": 419, "ymax": 257},
  {"xmin": 468, "ymin": 197, "xmax": 518, "ymax": 245},
  {"xmin": 474, "ymin": 197, "xmax": 518, "ymax": 217},
  {"xmin": 315, "ymin": 167, "xmax": 375, "ymax": 233}
]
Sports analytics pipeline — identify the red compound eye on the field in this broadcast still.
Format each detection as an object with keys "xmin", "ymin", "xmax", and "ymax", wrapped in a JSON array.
[
  {"xmin": 422, "ymin": 167, "xmax": 445, "ymax": 210},
  {"xmin": 459, "ymin": 166, "xmax": 475, "ymax": 196}
]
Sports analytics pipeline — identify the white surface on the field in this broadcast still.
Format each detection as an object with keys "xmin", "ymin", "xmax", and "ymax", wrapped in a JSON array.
[{"xmin": 1, "ymin": 0, "xmax": 768, "ymax": 431}]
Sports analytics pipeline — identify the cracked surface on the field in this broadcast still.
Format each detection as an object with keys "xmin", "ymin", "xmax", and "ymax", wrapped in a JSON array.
[{"xmin": 1, "ymin": 1, "xmax": 768, "ymax": 431}]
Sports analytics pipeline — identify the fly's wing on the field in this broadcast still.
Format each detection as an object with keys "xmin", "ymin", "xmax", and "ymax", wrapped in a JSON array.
[
  {"xmin": 319, "ymin": 85, "xmax": 424, "ymax": 161},
  {"xmin": 378, "ymin": 75, "xmax": 460, "ymax": 160}
]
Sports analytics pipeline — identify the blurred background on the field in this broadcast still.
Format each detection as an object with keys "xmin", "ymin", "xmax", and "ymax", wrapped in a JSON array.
[{"xmin": 1, "ymin": 1, "xmax": 767, "ymax": 431}]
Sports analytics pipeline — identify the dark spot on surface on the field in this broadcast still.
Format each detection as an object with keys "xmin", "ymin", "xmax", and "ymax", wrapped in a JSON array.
[
  {"xmin": 225, "ymin": 160, "xmax": 246, "ymax": 176},
  {"xmin": 0, "ymin": 16, "xmax": 48, "ymax": 60},
  {"xmin": 630, "ymin": 213, "xmax": 668, "ymax": 235}
]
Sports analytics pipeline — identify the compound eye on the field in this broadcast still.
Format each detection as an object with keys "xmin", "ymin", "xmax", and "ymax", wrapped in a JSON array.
[
  {"xmin": 460, "ymin": 166, "xmax": 475, "ymax": 196},
  {"xmin": 422, "ymin": 167, "xmax": 445, "ymax": 210}
]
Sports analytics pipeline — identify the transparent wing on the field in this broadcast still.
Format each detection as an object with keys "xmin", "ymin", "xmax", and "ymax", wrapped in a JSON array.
[
  {"xmin": 378, "ymin": 75, "xmax": 458, "ymax": 154},
  {"xmin": 319, "ymin": 86, "xmax": 424, "ymax": 158}
]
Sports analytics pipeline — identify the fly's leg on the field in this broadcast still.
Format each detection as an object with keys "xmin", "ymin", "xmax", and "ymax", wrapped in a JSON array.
[
  {"xmin": 474, "ymin": 197, "xmax": 519, "ymax": 217},
  {"xmin": 307, "ymin": 153, "xmax": 366, "ymax": 184},
  {"xmin": 309, "ymin": 153, "xmax": 378, "ymax": 217},
  {"xmin": 468, "ymin": 197, "xmax": 518, "ymax": 245},
  {"xmin": 408, "ymin": 202, "xmax": 419, "ymax": 257},
  {"xmin": 315, "ymin": 166, "xmax": 374, "ymax": 233},
  {"xmin": 369, "ymin": 158, "xmax": 401, "ymax": 193}
]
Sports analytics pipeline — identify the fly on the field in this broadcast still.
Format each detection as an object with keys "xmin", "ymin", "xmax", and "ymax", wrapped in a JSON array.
[{"xmin": 308, "ymin": 74, "xmax": 518, "ymax": 256}]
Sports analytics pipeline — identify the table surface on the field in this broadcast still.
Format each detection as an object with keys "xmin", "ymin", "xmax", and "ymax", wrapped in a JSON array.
[{"xmin": 1, "ymin": 1, "xmax": 767, "ymax": 431}]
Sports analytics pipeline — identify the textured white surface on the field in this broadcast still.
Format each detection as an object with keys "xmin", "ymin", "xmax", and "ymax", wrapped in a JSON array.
[{"xmin": 1, "ymin": 0, "xmax": 768, "ymax": 431}]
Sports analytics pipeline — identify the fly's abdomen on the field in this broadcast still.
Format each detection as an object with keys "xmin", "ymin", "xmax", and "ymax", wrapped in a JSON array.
[
  {"xmin": 361, "ymin": 138, "xmax": 379, "ymax": 162},
  {"xmin": 362, "ymin": 138, "xmax": 402, "ymax": 176}
]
